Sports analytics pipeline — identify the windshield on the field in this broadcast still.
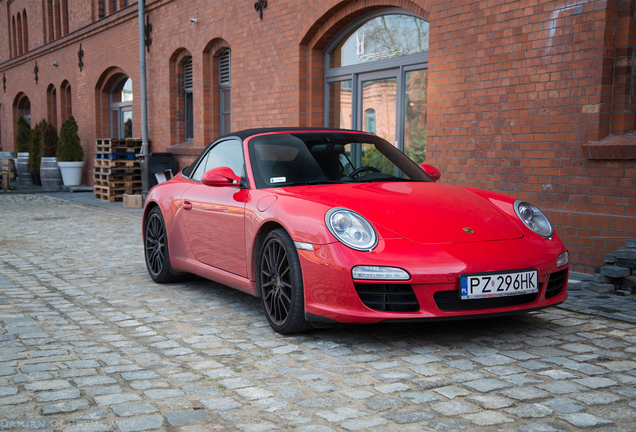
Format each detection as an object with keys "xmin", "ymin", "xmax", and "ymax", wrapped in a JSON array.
[{"xmin": 248, "ymin": 132, "xmax": 431, "ymax": 189}]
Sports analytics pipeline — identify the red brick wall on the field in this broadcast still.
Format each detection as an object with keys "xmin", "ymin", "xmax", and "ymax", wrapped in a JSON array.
[
  {"xmin": 426, "ymin": 0, "xmax": 636, "ymax": 273},
  {"xmin": 0, "ymin": 0, "xmax": 635, "ymax": 273}
]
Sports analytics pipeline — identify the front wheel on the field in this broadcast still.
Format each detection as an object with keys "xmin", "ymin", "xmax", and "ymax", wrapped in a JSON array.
[
  {"xmin": 144, "ymin": 207, "xmax": 193, "ymax": 283},
  {"xmin": 258, "ymin": 229, "xmax": 312, "ymax": 334}
]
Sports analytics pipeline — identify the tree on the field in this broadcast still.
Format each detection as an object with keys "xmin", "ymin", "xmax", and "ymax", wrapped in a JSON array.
[
  {"xmin": 57, "ymin": 116, "xmax": 83, "ymax": 162},
  {"xmin": 28, "ymin": 121, "xmax": 44, "ymax": 173},
  {"xmin": 15, "ymin": 116, "xmax": 32, "ymax": 153},
  {"xmin": 42, "ymin": 121, "xmax": 59, "ymax": 158}
]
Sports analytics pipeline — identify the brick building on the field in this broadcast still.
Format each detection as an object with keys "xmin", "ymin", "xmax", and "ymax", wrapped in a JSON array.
[{"xmin": 0, "ymin": 0, "xmax": 635, "ymax": 273}]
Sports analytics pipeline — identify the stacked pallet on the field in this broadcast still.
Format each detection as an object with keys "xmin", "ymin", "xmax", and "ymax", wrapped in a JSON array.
[
  {"xmin": 1, "ymin": 158, "xmax": 15, "ymax": 190},
  {"xmin": 93, "ymin": 138, "xmax": 142, "ymax": 202}
]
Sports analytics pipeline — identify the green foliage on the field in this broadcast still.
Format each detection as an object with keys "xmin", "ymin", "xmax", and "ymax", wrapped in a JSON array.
[
  {"xmin": 405, "ymin": 126, "xmax": 426, "ymax": 165},
  {"xmin": 28, "ymin": 121, "xmax": 44, "ymax": 173},
  {"xmin": 361, "ymin": 147, "xmax": 395, "ymax": 175},
  {"xmin": 15, "ymin": 116, "xmax": 32, "ymax": 153},
  {"xmin": 57, "ymin": 116, "xmax": 83, "ymax": 162},
  {"xmin": 41, "ymin": 121, "xmax": 59, "ymax": 158}
]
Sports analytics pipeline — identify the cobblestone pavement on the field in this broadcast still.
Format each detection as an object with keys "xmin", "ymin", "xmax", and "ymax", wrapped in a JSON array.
[{"xmin": 1, "ymin": 194, "xmax": 635, "ymax": 432}]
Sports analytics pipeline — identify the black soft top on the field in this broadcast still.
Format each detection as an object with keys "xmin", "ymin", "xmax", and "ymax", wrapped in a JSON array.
[{"xmin": 182, "ymin": 127, "xmax": 367, "ymax": 177}]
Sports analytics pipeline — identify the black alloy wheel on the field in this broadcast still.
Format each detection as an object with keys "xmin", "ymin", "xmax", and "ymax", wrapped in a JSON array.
[
  {"xmin": 259, "ymin": 229, "xmax": 311, "ymax": 334},
  {"xmin": 144, "ymin": 207, "xmax": 192, "ymax": 283}
]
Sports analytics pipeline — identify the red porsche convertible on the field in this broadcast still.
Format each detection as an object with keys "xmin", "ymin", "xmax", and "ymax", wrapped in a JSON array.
[{"xmin": 143, "ymin": 128, "xmax": 569, "ymax": 334}]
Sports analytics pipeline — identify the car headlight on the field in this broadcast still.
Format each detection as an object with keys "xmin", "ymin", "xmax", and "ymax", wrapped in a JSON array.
[
  {"xmin": 514, "ymin": 200, "xmax": 554, "ymax": 239},
  {"xmin": 325, "ymin": 208, "xmax": 378, "ymax": 251}
]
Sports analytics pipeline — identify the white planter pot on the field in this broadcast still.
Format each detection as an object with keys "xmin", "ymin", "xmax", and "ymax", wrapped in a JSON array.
[{"xmin": 58, "ymin": 161, "xmax": 85, "ymax": 186}]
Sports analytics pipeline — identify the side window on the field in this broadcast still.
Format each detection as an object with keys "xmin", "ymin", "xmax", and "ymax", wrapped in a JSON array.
[{"xmin": 191, "ymin": 140, "xmax": 244, "ymax": 182}]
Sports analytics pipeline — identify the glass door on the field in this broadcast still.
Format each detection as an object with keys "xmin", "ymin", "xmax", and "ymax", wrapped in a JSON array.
[{"xmin": 358, "ymin": 71, "xmax": 398, "ymax": 146}]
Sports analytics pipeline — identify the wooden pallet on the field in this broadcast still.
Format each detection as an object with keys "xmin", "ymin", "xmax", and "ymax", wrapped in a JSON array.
[
  {"xmin": 94, "ymin": 179, "xmax": 142, "ymax": 189},
  {"xmin": 94, "ymin": 159, "xmax": 138, "ymax": 168},
  {"xmin": 93, "ymin": 166, "xmax": 141, "ymax": 175},
  {"xmin": 94, "ymin": 184, "xmax": 141, "ymax": 202},
  {"xmin": 93, "ymin": 173, "xmax": 141, "ymax": 182},
  {"xmin": 96, "ymin": 142, "xmax": 142, "ymax": 153},
  {"xmin": 95, "ymin": 152, "xmax": 136, "ymax": 160}
]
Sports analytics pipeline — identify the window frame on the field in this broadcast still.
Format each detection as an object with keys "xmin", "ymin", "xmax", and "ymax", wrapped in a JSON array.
[{"xmin": 187, "ymin": 138, "xmax": 246, "ymax": 185}]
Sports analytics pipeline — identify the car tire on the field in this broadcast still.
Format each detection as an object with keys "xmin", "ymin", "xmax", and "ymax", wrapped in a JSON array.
[
  {"xmin": 258, "ymin": 229, "xmax": 312, "ymax": 334},
  {"xmin": 144, "ymin": 207, "xmax": 194, "ymax": 283}
]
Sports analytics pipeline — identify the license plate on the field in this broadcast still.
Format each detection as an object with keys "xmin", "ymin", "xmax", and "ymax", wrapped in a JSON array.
[{"xmin": 460, "ymin": 270, "xmax": 538, "ymax": 300}]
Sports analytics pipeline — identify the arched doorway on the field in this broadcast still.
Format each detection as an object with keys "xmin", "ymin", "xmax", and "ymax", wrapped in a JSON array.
[
  {"xmin": 324, "ymin": 10, "xmax": 429, "ymax": 164},
  {"xmin": 110, "ymin": 76, "xmax": 133, "ymax": 139}
]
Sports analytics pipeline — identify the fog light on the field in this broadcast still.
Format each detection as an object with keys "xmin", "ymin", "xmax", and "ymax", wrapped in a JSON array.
[
  {"xmin": 352, "ymin": 266, "xmax": 410, "ymax": 280},
  {"xmin": 557, "ymin": 251, "xmax": 569, "ymax": 268}
]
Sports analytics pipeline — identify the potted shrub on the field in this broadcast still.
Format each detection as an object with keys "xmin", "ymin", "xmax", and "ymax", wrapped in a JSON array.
[
  {"xmin": 40, "ymin": 121, "xmax": 62, "ymax": 189},
  {"xmin": 15, "ymin": 116, "xmax": 32, "ymax": 185},
  {"xmin": 57, "ymin": 116, "xmax": 84, "ymax": 186},
  {"xmin": 28, "ymin": 121, "xmax": 44, "ymax": 185}
]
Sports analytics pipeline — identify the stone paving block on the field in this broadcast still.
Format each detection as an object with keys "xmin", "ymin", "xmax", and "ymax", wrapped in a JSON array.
[
  {"xmin": 340, "ymin": 417, "xmax": 388, "ymax": 431},
  {"xmin": 24, "ymin": 379, "xmax": 72, "ymax": 391},
  {"xmin": 94, "ymin": 393, "xmax": 142, "ymax": 406},
  {"xmin": 382, "ymin": 411, "xmax": 436, "ymax": 424},
  {"xmin": 571, "ymin": 391, "xmax": 622, "ymax": 406},
  {"xmin": 560, "ymin": 413, "xmax": 613, "ymax": 427},
  {"xmin": 36, "ymin": 388, "xmax": 81, "ymax": 402},
  {"xmin": 42, "ymin": 399, "xmax": 90, "ymax": 415},
  {"xmin": 316, "ymin": 407, "xmax": 367, "ymax": 422},
  {"xmin": 112, "ymin": 402, "xmax": 159, "ymax": 417},
  {"xmin": 541, "ymin": 397, "xmax": 585, "ymax": 413},
  {"xmin": 431, "ymin": 400, "xmax": 477, "ymax": 416},
  {"xmin": 116, "ymin": 415, "xmax": 164, "ymax": 432},
  {"xmin": 201, "ymin": 396, "xmax": 243, "ymax": 410},
  {"xmin": 507, "ymin": 403, "xmax": 554, "ymax": 418},
  {"xmin": 462, "ymin": 410, "xmax": 515, "ymax": 426},
  {"xmin": 364, "ymin": 397, "xmax": 403, "ymax": 411},
  {"xmin": 500, "ymin": 387, "xmax": 550, "ymax": 400},
  {"xmin": 468, "ymin": 395, "xmax": 513, "ymax": 409},
  {"xmin": 165, "ymin": 410, "xmax": 208, "ymax": 425},
  {"xmin": 463, "ymin": 378, "xmax": 511, "ymax": 393}
]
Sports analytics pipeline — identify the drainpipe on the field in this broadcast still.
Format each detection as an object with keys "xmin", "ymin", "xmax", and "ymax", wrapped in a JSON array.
[{"xmin": 138, "ymin": 0, "xmax": 149, "ymax": 201}]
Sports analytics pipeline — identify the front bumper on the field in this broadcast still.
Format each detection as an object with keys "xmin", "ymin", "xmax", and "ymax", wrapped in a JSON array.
[{"xmin": 298, "ymin": 237, "xmax": 568, "ymax": 323}]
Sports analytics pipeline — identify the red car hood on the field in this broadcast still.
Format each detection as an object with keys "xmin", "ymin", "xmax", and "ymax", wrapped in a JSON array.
[{"xmin": 279, "ymin": 182, "xmax": 524, "ymax": 244}]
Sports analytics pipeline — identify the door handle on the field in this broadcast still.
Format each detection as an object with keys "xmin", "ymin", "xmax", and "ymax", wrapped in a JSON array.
[{"xmin": 183, "ymin": 200, "xmax": 192, "ymax": 211}]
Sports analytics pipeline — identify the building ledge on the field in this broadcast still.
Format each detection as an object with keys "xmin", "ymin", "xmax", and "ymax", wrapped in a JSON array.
[{"xmin": 582, "ymin": 132, "xmax": 636, "ymax": 159}]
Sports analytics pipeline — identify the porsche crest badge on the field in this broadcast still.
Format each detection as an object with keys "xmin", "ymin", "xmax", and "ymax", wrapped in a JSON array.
[{"xmin": 462, "ymin": 227, "xmax": 475, "ymax": 235}]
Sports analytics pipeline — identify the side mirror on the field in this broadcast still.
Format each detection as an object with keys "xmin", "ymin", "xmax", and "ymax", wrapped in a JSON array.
[
  {"xmin": 201, "ymin": 167, "xmax": 241, "ymax": 187},
  {"xmin": 420, "ymin": 164, "xmax": 441, "ymax": 181}
]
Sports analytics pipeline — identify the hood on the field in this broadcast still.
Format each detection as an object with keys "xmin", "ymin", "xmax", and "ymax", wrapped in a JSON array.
[{"xmin": 279, "ymin": 182, "xmax": 524, "ymax": 244}]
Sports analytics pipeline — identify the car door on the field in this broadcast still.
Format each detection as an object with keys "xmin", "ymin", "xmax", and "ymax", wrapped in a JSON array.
[{"xmin": 181, "ymin": 139, "xmax": 249, "ymax": 278}]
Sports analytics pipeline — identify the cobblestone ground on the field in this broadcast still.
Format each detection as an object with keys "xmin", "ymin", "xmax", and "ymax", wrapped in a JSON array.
[{"xmin": 1, "ymin": 194, "xmax": 635, "ymax": 432}]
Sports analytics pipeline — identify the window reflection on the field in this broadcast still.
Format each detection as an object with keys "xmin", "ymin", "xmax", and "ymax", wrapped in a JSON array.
[
  {"xmin": 404, "ymin": 70, "xmax": 428, "ymax": 164},
  {"xmin": 332, "ymin": 14, "xmax": 429, "ymax": 68}
]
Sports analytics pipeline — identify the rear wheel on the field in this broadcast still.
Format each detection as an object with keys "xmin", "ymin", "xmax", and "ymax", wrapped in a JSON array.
[
  {"xmin": 144, "ymin": 207, "xmax": 193, "ymax": 283},
  {"xmin": 258, "ymin": 229, "xmax": 312, "ymax": 334}
]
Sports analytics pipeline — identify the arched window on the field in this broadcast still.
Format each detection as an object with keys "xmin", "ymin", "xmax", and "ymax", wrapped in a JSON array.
[
  {"xmin": 61, "ymin": 81, "xmax": 72, "ymax": 120},
  {"xmin": 325, "ymin": 10, "xmax": 429, "ymax": 164},
  {"xmin": 47, "ymin": 85, "xmax": 58, "ymax": 130},
  {"xmin": 110, "ymin": 77, "xmax": 133, "ymax": 138},
  {"xmin": 23, "ymin": 10, "xmax": 29, "ymax": 52},
  {"xmin": 11, "ymin": 16, "xmax": 17, "ymax": 57},
  {"xmin": 16, "ymin": 13, "xmax": 23, "ymax": 55},
  {"xmin": 184, "ymin": 57, "xmax": 194, "ymax": 140},
  {"xmin": 219, "ymin": 49, "xmax": 231, "ymax": 135},
  {"xmin": 364, "ymin": 109, "xmax": 376, "ymax": 134},
  {"xmin": 47, "ymin": 0, "xmax": 54, "ymax": 41}
]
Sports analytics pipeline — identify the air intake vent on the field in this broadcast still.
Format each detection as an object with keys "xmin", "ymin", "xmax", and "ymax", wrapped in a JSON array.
[
  {"xmin": 546, "ymin": 269, "xmax": 567, "ymax": 299},
  {"xmin": 219, "ymin": 50, "xmax": 231, "ymax": 86},
  {"xmin": 354, "ymin": 283, "xmax": 419, "ymax": 312},
  {"xmin": 434, "ymin": 290, "xmax": 538, "ymax": 311}
]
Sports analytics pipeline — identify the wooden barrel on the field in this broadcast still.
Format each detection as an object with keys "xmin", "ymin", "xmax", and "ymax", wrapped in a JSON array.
[
  {"xmin": 40, "ymin": 157, "xmax": 62, "ymax": 189},
  {"xmin": 16, "ymin": 152, "xmax": 33, "ymax": 185}
]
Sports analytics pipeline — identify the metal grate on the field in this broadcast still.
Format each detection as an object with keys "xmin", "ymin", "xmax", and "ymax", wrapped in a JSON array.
[
  {"xmin": 354, "ymin": 283, "xmax": 419, "ymax": 312},
  {"xmin": 545, "ymin": 269, "xmax": 567, "ymax": 299},
  {"xmin": 219, "ymin": 49, "xmax": 231, "ymax": 86},
  {"xmin": 184, "ymin": 58, "xmax": 193, "ymax": 92},
  {"xmin": 434, "ymin": 290, "xmax": 539, "ymax": 311}
]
